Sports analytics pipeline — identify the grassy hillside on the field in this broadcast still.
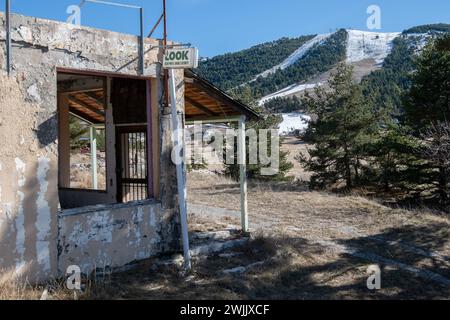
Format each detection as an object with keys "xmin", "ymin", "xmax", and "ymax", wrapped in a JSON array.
[{"xmin": 195, "ymin": 35, "xmax": 315, "ymax": 91}]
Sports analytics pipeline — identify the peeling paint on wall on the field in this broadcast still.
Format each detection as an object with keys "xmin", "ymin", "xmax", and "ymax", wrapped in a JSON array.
[
  {"xmin": 0, "ymin": 13, "xmax": 183, "ymax": 283},
  {"xmin": 14, "ymin": 158, "xmax": 26, "ymax": 274},
  {"xmin": 58, "ymin": 202, "xmax": 166, "ymax": 276},
  {"xmin": 36, "ymin": 156, "xmax": 51, "ymax": 273}
]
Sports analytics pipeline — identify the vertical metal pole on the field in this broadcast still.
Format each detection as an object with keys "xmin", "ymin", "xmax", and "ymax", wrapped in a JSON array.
[
  {"xmin": 105, "ymin": 77, "xmax": 117, "ymax": 202},
  {"xmin": 139, "ymin": 7, "xmax": 145, "ymax": 75},
  {"xmin": 169, "ymin": 68, "xmax": 191, "ymax": 271},
  {"xmin": 163, "ymin": 0, "xmax": 167, "ymax": 47},
  {"xmin": 6, "ymin": 0, "xmax": 11, "ymax": 75},
  {"xmin": 90, "ymin": 126, "xmax": 98, "ymax": 190},
  {"xmin": 146, "ymin": 80, "xmax": 154, "ymax": 198},
  {"xmin": 163, "ymin": 0, "xmax": 170, "ymax": 109},
  {"xmin": 239, "ymin": 116, "xmax": 249, "ymax": 232}
]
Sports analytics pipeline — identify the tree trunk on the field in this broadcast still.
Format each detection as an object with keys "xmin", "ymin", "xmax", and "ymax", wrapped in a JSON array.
[
  {"xmin": 343, "ymin": 144, "xmax": 352, "ymax": 188},
  {"xmin": 438, "ymin": 166, "xmax": 448, "ymax": 203},
  {"xmin": 383, "ymin": 170, "xmax": 390, "ymax": 192}
]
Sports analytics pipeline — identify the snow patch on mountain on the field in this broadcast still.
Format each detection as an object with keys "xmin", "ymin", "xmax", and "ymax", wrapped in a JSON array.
[
  {"xmin": 346, "ymin": 30, "xmax": 401, "ymax": 65},
  {"xmin": 254, "ymin": 30, "xmax": 401, "ymax": 84},
  {"xmin": 256, "ymin": 30, "xmax": 404, "ymax": 106},
  {"xmin": 404, "ymin": 32, "xmax": 436, "ymax": 52},
  {"xmin": 251, "ymin": 33, "xmax": 333, "ymax": 81},
  {"xmin": 278, "ymin": 113, "xmax": 311, "ymax": 136},
  {"xmin": 258, "ymin": 82, "xmax": 323, "ymax": 106}
]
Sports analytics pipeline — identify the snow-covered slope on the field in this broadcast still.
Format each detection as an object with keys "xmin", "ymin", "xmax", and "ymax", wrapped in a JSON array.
[
  {"xmin": 258, "ymin": 82, "xmax": 323, "ymax": 106},
  {"xmin": 251, "ymin": 33, "xmax": 333, "ymax": 81},
  {"xmin": 346, "ymin": 30, "xmax": 401, "ymax": 65},
  {"xmin": 278, "ymin": 113, "xmax": 311, "ymax": 135},
  {"xmin": 254, "ymin": 29, "xmax": 400, "ymax": 84},
  {"xmin": 257, "ymin": 29, "xmax": 405, "ymax": 105}
]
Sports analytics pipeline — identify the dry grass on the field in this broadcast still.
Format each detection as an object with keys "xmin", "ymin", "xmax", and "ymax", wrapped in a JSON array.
[
  {"xmin": 0, "ymin": 270, "xmax": 75, "ymax": 300},
  {"xmin": 70, "ymin": 153, "xmax": 106, "ymax": 190},
  {"xmin": 7, "ymin": 231, "xmax": 445, "ymax": 300},
  {"xmin": 184, "ymin": 170, "xmax": 450, "ymax": 299},
  {"xmin": 0, "ymin": 278, "xmax": 41, "ymax": 300},
  {"xmin": 281, "ymin": 136, "xmax": 312, "ymax": 181},
  {"xmin": 2, "ymin": 209, "xmax": 449, "ymax": 300},
  {"xmin": 2, "ymin": 139, "xmax": 449, "ymax": 300}
]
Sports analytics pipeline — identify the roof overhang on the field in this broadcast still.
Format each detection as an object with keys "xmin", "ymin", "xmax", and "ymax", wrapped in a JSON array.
[
  {"xmin": 184, "ymin": 69, "xmax": 261, "ymax": 122},
  {"xmin": 57, "ymin": 70, "xmax": 261, "ymax": 125}
]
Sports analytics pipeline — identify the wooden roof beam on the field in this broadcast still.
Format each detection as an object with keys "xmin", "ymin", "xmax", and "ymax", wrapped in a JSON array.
[
  {"xmin": 69, "ymin": 96, "xmax": 105, "ymax": 117},
  {"xmin": 69, "ymin": 108, "xmax": 103, "ymax": 124},
  {"xmin": 185, "ymin": 115, "xmax": 242, "ymax": 124},
  {"xmin": 185, "ymin": 96, "xmax": 219, "ymax": 117},
  {"xmin": 83, "ymin": 92, "xmax": 105, "ymax": 106}
]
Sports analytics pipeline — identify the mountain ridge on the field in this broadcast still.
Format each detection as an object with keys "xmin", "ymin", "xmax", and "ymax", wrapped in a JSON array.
[{"xmin": 195, "ymin": 24, "xmax": 450, "ymax": 110}]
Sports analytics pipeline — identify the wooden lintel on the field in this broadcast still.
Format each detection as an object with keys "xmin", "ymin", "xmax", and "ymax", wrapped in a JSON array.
[{"xmin": 58, "ymin": 78, "xmax": 104, "ymax": 94}]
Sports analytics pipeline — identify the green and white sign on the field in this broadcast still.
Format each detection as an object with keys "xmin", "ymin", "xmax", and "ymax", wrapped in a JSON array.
[{"xmin": 163, "ymin": 47, "xmax": 199, "ymax": 69}]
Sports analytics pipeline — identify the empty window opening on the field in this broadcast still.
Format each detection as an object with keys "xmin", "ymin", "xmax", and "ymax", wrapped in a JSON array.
[
  {"xmin": 57, "ymin": 72, "xmax": 152, "ymax": 210},
  {"xmin": 57, "ymin": 74, "xmax": 107, "ymax": 191},
  {"xmin": 68, "ymin": 100, "xmax": 106, "ymax": 191}
]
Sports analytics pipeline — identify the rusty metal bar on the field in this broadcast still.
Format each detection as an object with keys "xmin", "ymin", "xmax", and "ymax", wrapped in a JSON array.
[
  {"xmin": 139, "ymin": 7, "xmax": 145, "ymax": 75},
  {"xmin": 163, "ymin": 0, "xmax": 167, "ymax": 47},
  {"xmin": 163, "ymin": 0, "xmax": 169, "ymax": 109},
  {"xmin": 148, "ymin": 13, "xmax": 163, "ymax": 38}
]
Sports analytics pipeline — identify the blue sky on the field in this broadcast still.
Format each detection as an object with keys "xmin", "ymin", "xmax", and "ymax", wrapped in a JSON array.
[{"xmin": 1, "ymin": 0, "xmax": 449, "ymax": 57}]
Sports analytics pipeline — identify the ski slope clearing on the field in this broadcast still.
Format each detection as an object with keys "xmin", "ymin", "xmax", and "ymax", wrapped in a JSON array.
[
  {"xmin": 346, "ymin": 30, "xmax": 401, "ymax": 65},
  {"xmin": 251, "ymin": 33, "xmax": 333, "ymax": 81},
  {"xmin": 258, "ymin": 83, "xmax": 322, "ymax": 106},
  {"xmin": 278, "ymin": 113, "xmax": 311, "ymax": 135}
]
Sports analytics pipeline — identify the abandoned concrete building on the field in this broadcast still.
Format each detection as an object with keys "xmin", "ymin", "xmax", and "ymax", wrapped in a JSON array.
[{"xmin": 0, "ymin": 12, "xmax": 259, "ymax": 282}]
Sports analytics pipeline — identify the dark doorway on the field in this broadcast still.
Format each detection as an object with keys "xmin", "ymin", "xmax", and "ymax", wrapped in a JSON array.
[{"xmin": 116, "ymin": 125, "xmax": 149, "ymax": 203}]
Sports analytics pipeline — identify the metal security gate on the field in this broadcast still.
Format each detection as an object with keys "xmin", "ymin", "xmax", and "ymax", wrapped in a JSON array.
[{"xmin": 116, "ymin": 126, "xmax": 148, "ymax": 203}]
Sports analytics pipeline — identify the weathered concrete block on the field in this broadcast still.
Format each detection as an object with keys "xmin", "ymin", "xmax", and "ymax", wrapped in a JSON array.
[{"xmin": 0, "ymin": 13, "xmax": 184, "ymax": 283}]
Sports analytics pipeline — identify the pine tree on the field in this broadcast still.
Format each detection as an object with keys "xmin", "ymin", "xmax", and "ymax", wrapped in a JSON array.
[
  {"xmin": 297, "ymin": 63, "xmax": 377, "ymax": 189},
  {"xmin": 403, "ymin": 36, "xmax": 450, "ymax": 204},
  {"xmin": 419, "ymin": 122, "xmax": 450, "ymax": 203},
  {"xmin": 69, "ymin": 116, "xmax": 89, "ymax": 150},
  {"xmin": 365, "ymin": 120, "xmax": 426, "ymax": 193},
  {"xmin": 404, "ymin": 36, "xmax": 450, "ymax": 130}
]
